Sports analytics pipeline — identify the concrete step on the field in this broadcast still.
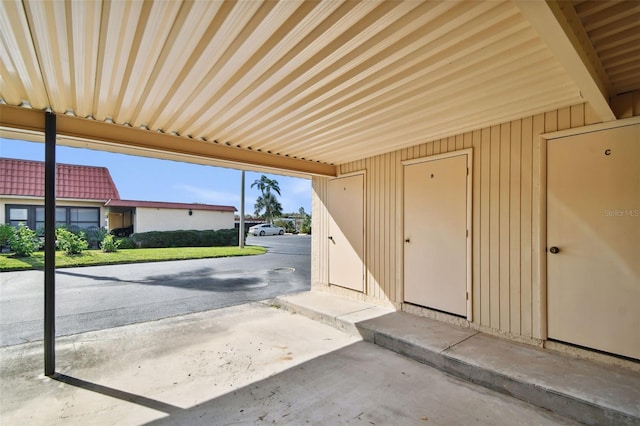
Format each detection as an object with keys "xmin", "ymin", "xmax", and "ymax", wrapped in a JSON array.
[{"xmin": 275, "ymin": 291, "xmax": 640, "ymax": 426}]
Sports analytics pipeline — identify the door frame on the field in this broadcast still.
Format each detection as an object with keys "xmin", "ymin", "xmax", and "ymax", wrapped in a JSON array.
[
  {"xmin": 402, "ymin": 148, "xmax": 473, "ymax": 321},
  {"xmin": 328, "ymin": 170, "xmax": 367, "ymax": 293},
  {"xmin": 539, "ymin": 116, "xmax": 640, "ymax": 341}
]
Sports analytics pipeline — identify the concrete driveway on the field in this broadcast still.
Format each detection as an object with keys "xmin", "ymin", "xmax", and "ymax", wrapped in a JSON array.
[
  {"xmin": 0, "ymin": 302, "xmax": 577, "ymax": 425},
  {"xmin": 0, "ymin": 235, "xmax": 310, "ymax": 347}
]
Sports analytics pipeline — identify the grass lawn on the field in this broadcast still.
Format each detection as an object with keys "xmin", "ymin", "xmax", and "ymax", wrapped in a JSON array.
[{"xmin": 0, "ymin": 246, "xmax": 266, "ymax": 272}]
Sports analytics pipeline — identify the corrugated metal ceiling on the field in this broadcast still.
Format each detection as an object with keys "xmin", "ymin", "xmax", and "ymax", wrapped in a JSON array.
[
  {"xmin": 1, "ymin": 0, "xmax": 636, "ymax": 170},
  {"xmin": 572, "ymin": 0, "xmax": 640, "ymax": 95}
]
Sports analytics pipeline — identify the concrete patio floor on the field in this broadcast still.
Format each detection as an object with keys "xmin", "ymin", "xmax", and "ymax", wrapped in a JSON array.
[{"xmin": 0, "ymin": 300, "xmax": 578, "ymax": 425}]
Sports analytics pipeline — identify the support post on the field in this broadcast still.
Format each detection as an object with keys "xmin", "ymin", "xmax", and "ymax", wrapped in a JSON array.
[
  {"xmin": 44, "ymin": 112, "xmax": 56, "ymax": 376},
  {"xmin": 239, "ymin": 170, "xmax": 245, "ymax": 249}
]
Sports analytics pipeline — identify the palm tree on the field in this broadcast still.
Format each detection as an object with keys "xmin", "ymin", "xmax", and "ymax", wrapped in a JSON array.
[
  {"xmin": 251, "ymin": 175, "xmax": 282, "ymax": 223},
  {"xmin": 254, "ymin": 192, "xmax": 283, "ymax": 224},
  {"xmin": 251, "ymin": 175, "xmax": 281, "ymax": 197}
]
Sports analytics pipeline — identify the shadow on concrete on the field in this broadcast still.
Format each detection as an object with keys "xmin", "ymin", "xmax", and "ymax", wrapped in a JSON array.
[
  {"xmin": 55, "ymin": 267, "xmax": 290, "ymax": 292},
  {"xmin": 52, "ymin": 374, "xmax": 182, "ymax": 414},
  {"xmin": 131, "ymin": 341, "xmax": 574, "ymax": 426}
]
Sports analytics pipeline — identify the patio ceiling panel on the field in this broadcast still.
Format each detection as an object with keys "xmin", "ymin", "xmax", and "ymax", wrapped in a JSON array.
[
  {"xmin": 207, "ymin": 0, "xmax": 454, "ymax": 147},
  {"xmin": 572, "ymin": 0, "xmax": 640, "ymax": 95},
  {"xmin": 231, "ymin": 1, "xmax": 516, "ymax": 154},
  {"xmin": 1, "ymin": 0, "xmax": 637, "ymax": 172},
  {"xmin": 0, "ymin": 0, "xmax": 48, "ymax": 109}
]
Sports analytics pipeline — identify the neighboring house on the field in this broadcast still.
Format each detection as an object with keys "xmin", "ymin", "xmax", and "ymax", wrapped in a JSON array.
[
  {"xmin": 104, "ymin": 199, "xmax": 235, "ymax": 234},
  {"xmin": 0, "ymin": 158, "xmax": 236, "ymax": 235},
  {"xmin": 0, "ymin": 158, "xmax": 118, "ymax": 234}
]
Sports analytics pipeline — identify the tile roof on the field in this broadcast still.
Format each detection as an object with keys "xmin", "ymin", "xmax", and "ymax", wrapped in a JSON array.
[
  {"xmin": 105, "ymin": 199, "xmax": 236, "ymax": 212},
  {"xmin": 0, "ymin": 158, "xmax": 120, "ymax": 200}
]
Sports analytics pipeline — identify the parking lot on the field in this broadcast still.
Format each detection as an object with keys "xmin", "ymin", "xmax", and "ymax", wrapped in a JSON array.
[{"xmin": 0, "ymin": 235, "xmax": 310, "ymax": 347}]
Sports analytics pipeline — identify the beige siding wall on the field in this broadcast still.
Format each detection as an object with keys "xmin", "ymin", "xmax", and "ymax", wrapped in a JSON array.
[{"xmin": 312, "ymin": 96, "xmax": 640, "ymax": 339}]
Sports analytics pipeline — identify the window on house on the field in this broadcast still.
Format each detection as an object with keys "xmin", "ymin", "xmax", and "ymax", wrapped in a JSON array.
[
  {"xmin": 5, "ymin": 205, "xmax": 100, "ymax": 233},
  {"xmin": 69, "ymin": 208, "xmax": 99, "ymax": 230},
  {"xmin": 8, "ymin": 208, "xmax": 28, "ymax": 227}
]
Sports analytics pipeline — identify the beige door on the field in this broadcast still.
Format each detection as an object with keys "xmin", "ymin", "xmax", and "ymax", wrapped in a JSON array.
[
  {"xmin": 328, "ymin": 174, "xmax": 365, "ymax": 292},
  {"xmin": 404, "ymin": 152, "xmax": 470, "ymax": 317},
  {"xmin": 108, "ymin": 213, "xmax": 123, "ymax": 230},
  {"xmin": 547, "ymin": 123, "xmax": 640, "ymax": 360}
]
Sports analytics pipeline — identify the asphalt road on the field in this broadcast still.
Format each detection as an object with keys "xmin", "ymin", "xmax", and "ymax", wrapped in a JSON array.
[{"xmin": 0, "ymin": 235, "xmax": 310, "ymax": 347}]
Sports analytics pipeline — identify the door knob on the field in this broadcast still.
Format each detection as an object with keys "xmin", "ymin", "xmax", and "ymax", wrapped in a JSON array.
[
  {"xmin": 549, "ymin": 246, "xmax": 560, "ymax": 254},
  {"xmin": 405, "ymin": 238, "xmax": 410, "ymax": 243}
]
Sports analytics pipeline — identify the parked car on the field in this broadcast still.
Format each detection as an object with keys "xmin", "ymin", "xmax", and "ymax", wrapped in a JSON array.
[{"xmin": 249, "ymin": 223, "xmax": 285, "ymax": 236}]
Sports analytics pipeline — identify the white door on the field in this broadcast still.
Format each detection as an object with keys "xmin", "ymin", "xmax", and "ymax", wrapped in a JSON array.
[
  {"xmin": 328, "ymin": 174, "xmax": 365, "ymax": 292},
  {"xmin": 547, "ymin": 123, "xmax": 640, "ymax": 360},
  {"xmin": 404, "ymin": 152, "xmax": 470, "ymax": 317}
]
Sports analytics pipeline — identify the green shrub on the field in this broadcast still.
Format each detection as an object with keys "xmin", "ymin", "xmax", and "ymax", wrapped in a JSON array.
[
  {"xmin": 273, "ymin": 219, "xmax": 296, "ymax": 233},
  {"xmin": 9, "ymin": 224, "xmax": 40, "ymax": 257},
  {"xmin": 115, "ymin": 237, "xmax": 136, "ymax": 249},
  {"xmin": 100, "ymin": 234, "xmax": 121, "ymax": 253},
  {"xmin": 132, "ymin": 229, "xmax": 238, "ymax": 248},
  {"xmin": 56, "ymin": 227, "xmax": 89, "ymax": 255},
  {"xmin": 90, "ymin": 227, "xmax": 109, "ymax": 248},
  {"xmin": 0, "ymin": 224, "xmax": 15, "ymax": 248},
  {"xmin": 300, "ymin": 214, "xmax": 311, "ymax": 234}
]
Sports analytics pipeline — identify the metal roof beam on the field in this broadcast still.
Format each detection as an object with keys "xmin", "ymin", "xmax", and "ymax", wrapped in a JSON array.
[
  {"xmin": 0, "ymin": 104, "xmax": 337, "ymax": 177},
  {"xmin": 515, "ymin": 0, "xmax": 616, "ymax": 122}
]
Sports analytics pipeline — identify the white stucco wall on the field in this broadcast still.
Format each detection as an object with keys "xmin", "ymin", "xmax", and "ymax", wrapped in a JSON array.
[{"xmin": 134, "ymin": 207, "xmax": 234, "ymax": 233}]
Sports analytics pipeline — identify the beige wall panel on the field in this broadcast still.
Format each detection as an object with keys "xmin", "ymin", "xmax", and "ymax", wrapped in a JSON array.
[
  {"xmin": 520, "ymin": 116, "xmax": 533, "ymax": 337},
  {"xmin": 557, "ymin": 106, "xmax": 571, "ymax": 130},
  {"xmin": 311, "ymin": 176, "xmax": 329, "ymax": 287},
  {"xmin": 531, "ymin": 113, "xmax": 546, "ymax": 339},
  {"xmin": 545, "ymin": 111, "xmax": 557, "ymax": 133},
  {"xmin": 499, "ymin": 123, "xmax": 511, "ymax": 331},
  {"xmin": 479, "ymin": 127, "xmax": 492, "ymax": 326},
  {"xmin": 394, "ymin": 150, "xmax": 403, "ymax": 304},
  {"xmin": 365, "ymin": 157, "xmax": 376, "ymax": 299},
  {"xmin": 570, "ymin": 104, "xmax": 585, "ymax": 128},
  {"xmin": 489, "ymin": 125, "xmax": 501, "ymax": 329},
  {"xmin": 509, "ymin": 120, "xmax": 522, "ymax": 335},
  {"xmin": 471, "ymin": 130, "xmax": 482, "ymax": 323},
  {"xmin": 312, "ymin": 101, "xmax": 639, "ymax": 340}
]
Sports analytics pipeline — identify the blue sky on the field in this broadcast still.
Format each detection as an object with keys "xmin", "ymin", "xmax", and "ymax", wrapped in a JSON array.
[{"xmin": 0, "ymin": 138, "xmax": 311, "ymax": 215}]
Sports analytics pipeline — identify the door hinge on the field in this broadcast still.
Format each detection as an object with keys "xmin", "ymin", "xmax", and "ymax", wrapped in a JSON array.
[
  {"xmin": 467, "ymin": 167, "xmax": 469, "ymax": 176},
  {"xmin": 466, "ymin": 229, "xmax": 469, "ymax": 237},
  {"xmin": 466, "ymin": 292, "xmax": 469, "ymax": 300}
]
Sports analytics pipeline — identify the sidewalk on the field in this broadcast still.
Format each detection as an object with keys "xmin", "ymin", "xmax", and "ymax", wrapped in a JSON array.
[
  {"xmin": 275, "ymin": 291, "xmax": 640, "ymax": 426},
  {"xmin": 1, "ymin": 300, "xmax": 579, "ymax": 425}
]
